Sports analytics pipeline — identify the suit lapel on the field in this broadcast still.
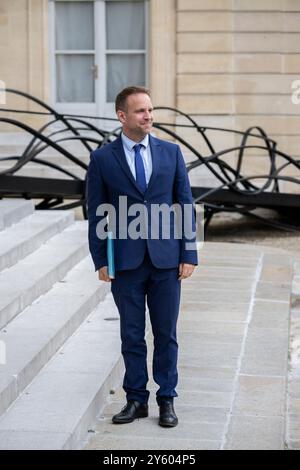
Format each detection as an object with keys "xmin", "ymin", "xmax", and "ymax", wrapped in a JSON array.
[{"xmin": 145, "ymin": 134, "xmax": 161, "ymax": 195}]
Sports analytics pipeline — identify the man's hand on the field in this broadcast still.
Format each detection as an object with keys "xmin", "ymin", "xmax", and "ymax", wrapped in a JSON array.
[
  {"xmin": 98, "ymin": 266, "xmax": 111, "ymax": 282},
  {"xmin": 178, "ymin": 263, "xmax": 195, "ymax": 281}
]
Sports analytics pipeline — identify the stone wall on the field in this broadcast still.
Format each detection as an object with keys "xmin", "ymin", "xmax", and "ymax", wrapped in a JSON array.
[
  {"xmin": 0, "ymin": 0, "xmax": 49, "ymax": 131},
  {"xmin": 176, "ymin": 0, "xmax": 300, "ymax": 192}
]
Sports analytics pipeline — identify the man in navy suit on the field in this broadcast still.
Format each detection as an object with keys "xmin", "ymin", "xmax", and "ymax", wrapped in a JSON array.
[{"xmin": 86, "ymin": 86, "xmax": 198, "ymax": 427}]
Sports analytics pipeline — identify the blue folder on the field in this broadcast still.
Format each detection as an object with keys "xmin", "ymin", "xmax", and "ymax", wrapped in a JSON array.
[{"xmin": 107, "ymin": 231, "xmax": 115, "ymax": 279}]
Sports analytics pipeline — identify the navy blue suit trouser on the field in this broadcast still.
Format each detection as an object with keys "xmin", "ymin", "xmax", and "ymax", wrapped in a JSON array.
[{"xmin": 111, "ymin": 250, "xmax": 181, "ymax": 405}]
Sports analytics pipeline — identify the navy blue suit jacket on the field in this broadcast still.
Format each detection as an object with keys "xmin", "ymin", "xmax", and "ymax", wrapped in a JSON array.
[{"xmin": 86, "ymin": 134, "xmax": 198, "ymax": 272}]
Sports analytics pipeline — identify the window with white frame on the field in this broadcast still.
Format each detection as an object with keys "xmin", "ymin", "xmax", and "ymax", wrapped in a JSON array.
[
  {"xmin": 50, "ymin": 0, "xmax": 148, "ymax": 110},
  {"xmin": 54, "ymin": 1, "xmax": 95, "ymax": 103},
  {"xmin": 105, "ymin": 1, "xmax": 147, "ymax": 102}
]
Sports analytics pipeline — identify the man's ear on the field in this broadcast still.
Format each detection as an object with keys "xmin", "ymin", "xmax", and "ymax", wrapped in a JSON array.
[{"xmin": 117, "ymin": 110, "xmax": 126, "ymax": 124}]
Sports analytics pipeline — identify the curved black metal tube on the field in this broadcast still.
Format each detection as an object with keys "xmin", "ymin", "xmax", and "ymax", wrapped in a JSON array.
[
  {"xmin": 0, "ymin": 118, "xmax": 87, "ymax": 172},
  {"xmin": 1, "ymin": 88, "xmax": 95, "ymax": 153},
  {"xmin": 193, "ymin": 174, "xmax": 300, "ymax": 204},
  {"xmin": 0, "ymin": 90, "xmax": 299, "ymax": 231}
]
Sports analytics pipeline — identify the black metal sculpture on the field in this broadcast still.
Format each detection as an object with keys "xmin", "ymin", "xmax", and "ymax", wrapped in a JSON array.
[{"xmin": 0, "ymin": 89, "xmax": 299, "ymax": 232}]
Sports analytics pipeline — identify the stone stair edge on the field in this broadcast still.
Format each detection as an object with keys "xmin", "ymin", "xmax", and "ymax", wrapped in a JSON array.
[
  {"xmin": 0, "ymin": 199, "xmax": 35, "ymax": 230},
  {"xmin": 0, "ymin": 210, "xmax": 75, "ymax": 271},
  {"xmin": 0, "ymin": 220, "xmax": 89, "ymax": 329}
]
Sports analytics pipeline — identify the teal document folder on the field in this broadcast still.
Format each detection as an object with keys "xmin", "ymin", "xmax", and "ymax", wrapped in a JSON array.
[{"xmin": 107, "ymin": 231, "xmax": 115, "ymax": 279}]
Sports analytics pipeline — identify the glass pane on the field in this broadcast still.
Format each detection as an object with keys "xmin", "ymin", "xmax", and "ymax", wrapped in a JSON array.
[
  {"xmin": 106, "ymin": 54, "xmax": 145, "ymax": 102},
  {"xmin": 56, "ymin": 1, "xmax": 94, "ymax": 50},
  {"xmin": 106, "ymin": 1, "xmax": 145, "ymax": 50},
  {"xmin": 56, "ymin": 54, "xmax": 95, "ymax": 102}
]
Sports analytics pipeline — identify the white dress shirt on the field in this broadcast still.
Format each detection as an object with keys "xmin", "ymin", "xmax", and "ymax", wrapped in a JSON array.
[{"xmin": 121, "ymin": 132, "xmax": 153, "ymax": 185}]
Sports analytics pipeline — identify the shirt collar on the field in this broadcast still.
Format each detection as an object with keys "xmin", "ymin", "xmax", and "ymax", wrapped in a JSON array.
[{"xmin": 121, "ymin": 132, "xmax": 149, "ymax": 152}]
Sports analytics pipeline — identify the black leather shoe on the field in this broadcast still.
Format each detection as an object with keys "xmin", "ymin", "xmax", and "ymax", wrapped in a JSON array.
[
  {"xmin": 112, "ymin": 400, "xmax": 148, "ymax": 424},
  {"xmin": 159, "ymin": 400, "xmax": 178, "ymax": 427}
]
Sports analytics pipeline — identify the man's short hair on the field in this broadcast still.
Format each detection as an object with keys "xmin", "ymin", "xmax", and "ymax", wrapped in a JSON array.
[{"xmin": 115, "ymin": 86, "xmax": 151, "ymax": 113}]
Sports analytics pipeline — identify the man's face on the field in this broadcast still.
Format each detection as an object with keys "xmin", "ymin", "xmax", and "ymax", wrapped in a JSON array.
[{"xmin": 117, "ymin": 93, "xmax": 153, "ymax": 138}]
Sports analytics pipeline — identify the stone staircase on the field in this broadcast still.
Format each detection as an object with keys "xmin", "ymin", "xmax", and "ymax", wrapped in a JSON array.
[
  {"xmin": 0, "ymin": 199, "xmax": 123, "ymax": 449},
  {"xmin": 0, "ymin": 198, "xmax": 297, "ymax": 450}
]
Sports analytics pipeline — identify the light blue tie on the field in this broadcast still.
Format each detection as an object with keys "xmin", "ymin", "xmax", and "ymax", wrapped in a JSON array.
[{"xmin": 133, "ymin": 144, "xmax": 147, "ymax": 193}]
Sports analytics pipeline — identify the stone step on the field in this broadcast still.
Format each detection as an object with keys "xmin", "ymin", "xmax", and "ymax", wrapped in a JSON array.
[
  {"xmin": 0, "ymin": 210, "xmax": 74, "ymax": 271},
  {"xmin": 0, "ymin": 199, "xmax": 34, "ymax": 231},
  {"xmin": 0, "ymin": 256, "xmax": 110, "ymax": 419},
  {"xmin": 0, "ymin": 293, "xmax": 122, "ymax": 450},
  {"xmin": 0, "ymin": 221, "xmax": 88, "ymax": 330}
]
